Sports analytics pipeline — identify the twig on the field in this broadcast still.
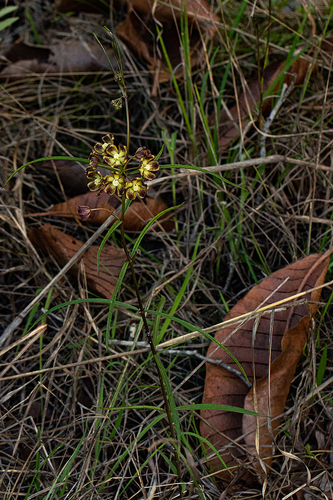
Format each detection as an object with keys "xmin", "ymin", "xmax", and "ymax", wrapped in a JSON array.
[
  {"xmin": 260, "ymin": 78, "xmax": 295, "ymax": 157},
  {"xmin": 193, "ymin": 352, "xmax": 251, "ymax": 388},
  {"xmin": 147, "ymin": 155, "xmax": 333, "ymax": 187}
]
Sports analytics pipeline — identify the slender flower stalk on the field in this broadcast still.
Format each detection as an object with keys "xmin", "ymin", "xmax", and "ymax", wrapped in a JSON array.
[{"xmin": 79, "ymin": 29, "xmax": 183, "ymax": 497}]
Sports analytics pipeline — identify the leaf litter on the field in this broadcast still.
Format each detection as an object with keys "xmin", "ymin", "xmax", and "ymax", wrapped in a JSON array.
[
  {"xmin": 50, "ymin": 192, "xmax": 175, "ymax": 231},
  {"xmin": 2, "ymin": 1, "xmax": 333, "ymax": 498},
  {"xmin": 1, "ymin": 39, "xmax": 117, "ymax": 80},
  {"xmin": 201, "ymin": 251, "xmax": 332, "ymax": 483},
  {"xmin": 28, "ymin": 223, "xmax": 126, "ymax": 299},
  {"xmin": 116, "ymin": 0, "xmax": 218, "ymax": 84},
  {"xmin": 216, "ymin": 36, "xmax": 333, "ymax": 152}
]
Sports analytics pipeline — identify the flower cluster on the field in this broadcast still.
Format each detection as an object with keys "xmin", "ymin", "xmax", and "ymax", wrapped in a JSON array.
[{"xmin": 84, "ymin": 135, "xmax": 160, "ymax": 208}]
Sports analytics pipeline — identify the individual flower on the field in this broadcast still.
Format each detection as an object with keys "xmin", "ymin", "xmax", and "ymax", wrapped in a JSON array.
[
  {"xmin": 78, "ymin": 205, "xmax": 91, "ymax": 221},
  {"xmin": 138, "ymin": 155, "xmax": 159, "ymax": 180},
  {"xmin": 103, "ymin": 143, "xmax": 127, "ymax": 168},
  {"xmin": 92, "ymin": 134, "xmax": 115, "ymax": 156},
  {"xmin": 86, "ymin": 165, "xmax": 98, "ymax": 178},
  {"xmin": 125, "ymin": 178, "xmax": 147, "ymax": 200},
  {"xmin": 89, "ymin": 154, "xmax": 99, "ymax": 168},
  {"xmin": 87, "ymin": 169, "xmax": 103, "ymax": 192},
  {"xmin": 135, "ymin": 146, "xmax": 151, "ymax": 159},
  {"xmin": 103, "ymin": 173, "xmax": 126, "ymax": 197}
]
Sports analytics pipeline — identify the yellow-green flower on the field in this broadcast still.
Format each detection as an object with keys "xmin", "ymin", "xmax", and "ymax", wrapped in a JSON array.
[
  {"xmin": 125, "ymin": 178, "xmax": 147, "ymax": 200},
  {"xmin": 92, "ymin": 134, "xmax": 115, "ymax": 156},
  {"xmin": 103, "ymin": 143, "xmax": 128, "ymax": 168},
  {"xmin": 139, "ymin": 155, "xmax": 159, "ymax": 180},
  {"xmin": 103, "ymin": 173, "xmax": 126, "ymax": 197},
  {"xmin": 87, "ymin": 169, "xmax": 103, "ymax": 192}
]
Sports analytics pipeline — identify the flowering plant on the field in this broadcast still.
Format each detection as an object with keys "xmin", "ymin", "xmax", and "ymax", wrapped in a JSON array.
[
  {"xmin": 83, "ymin": 135, "xmax": 160, "ymax": 207},
  {"xmin": 77, "ymin": 30, "xmax": 182, "ymax": 492}
]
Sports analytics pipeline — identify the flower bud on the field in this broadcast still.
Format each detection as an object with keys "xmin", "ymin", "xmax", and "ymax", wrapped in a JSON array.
[{"xmin": 78, "ymin": 205, "xmax": 91, "ymax": 221}]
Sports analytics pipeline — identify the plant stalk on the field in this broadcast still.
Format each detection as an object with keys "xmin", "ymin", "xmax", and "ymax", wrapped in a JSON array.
[{"xmin": 119, "ymin": 194, "xmax": 183, "ymax": 493}]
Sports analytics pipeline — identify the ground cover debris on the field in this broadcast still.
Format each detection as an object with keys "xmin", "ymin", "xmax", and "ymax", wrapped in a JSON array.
[{"xmin": 1, "ymin": 1, "xmax": 333, "ymax": 498}]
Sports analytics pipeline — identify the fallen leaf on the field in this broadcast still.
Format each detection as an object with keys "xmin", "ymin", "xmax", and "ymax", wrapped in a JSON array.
[
  {"xmin": 122, "ymin": 197, "xmax": 175, "ymax": 232},
  {"xmin": 50, "ymin": 192, "xmax": 175, "ymax": 232},
  {"xmin": 1, "ymin": 40, "xmax": 116, "ymax": 80},
  {"xmin": 36, "ymin": 160, "xmax": 90, "ymax": 197},
  {"xmin": 120, "ymin": 0, "xmax": 217, "ymax": 27},
  {"xmin": 242, "ymin": 316, "xmax": 310, "ymax": 475},
  {"xmin": 28, "ymin": 224, "xmax": 126, "ymax": 299},
  {"xmin": 35, "ymin": 161, "xmax": 113, "ymax": 197},
  {"xmin": 116, "ymin": 0, "xmax": 218, "ymax": 84},
  {"xmin": 51, "ymin": 192, "xmax": 121, "ymax": 223},
  {"xmin": 200, "ymin": 251, "xmax": 331, "ymax": 481}
]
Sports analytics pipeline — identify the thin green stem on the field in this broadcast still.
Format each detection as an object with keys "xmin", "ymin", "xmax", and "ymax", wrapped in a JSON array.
[
  {"xmin": 125, "ymin": 96, "xmax": 130, "ymax": 153},
  {"xmin": 119, "ymin": 194, "xmax": 183, "ymax": 494}
]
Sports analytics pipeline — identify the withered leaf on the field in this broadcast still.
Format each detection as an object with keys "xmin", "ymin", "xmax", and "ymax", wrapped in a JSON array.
[
  {"xmin": 200, "ymin": 251, "xmax": 331, "ymax": 481},
  {"xmin": 242, "ymin": 316, "xmax": 310, "ymax": 476},
  {"xmin": 51, "ymin": 192, "xmax": 175, "ymax": 232},
  {"xmin": 51, "ymin": 192, "xmax": 120, "ymax": 224},
  {"xmin": 36, "ymin": 160, "xmax": 89, "ymax": 197},
  {"xmin": 28, "ymin": 223, "xmax": 126, "ymax": 299},
  {"xmin": 116, "ymin": 0, "xmax": 218, "ymax": 84},
  {"xmin": 36, "ymin": 161, "xmax": 112, "ymax": 197},
  {"xmin": 1, "ymin": 40, "xmax": 116, "ymax": 80}
]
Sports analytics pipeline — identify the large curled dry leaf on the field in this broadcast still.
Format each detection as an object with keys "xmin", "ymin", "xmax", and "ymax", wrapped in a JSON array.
[
  {"xmin": 116, "ymin": 0, "xmax": 218, "ymax": 84},
  {"xmin": 200, "ymin": 251, "xmax": 331, "ymax": 482},
  {"xmin": 35, "ymin": 161, "xmax": 112, "ymax": 197},
  {"xmin": 242, "ymin": 316, "xmax": 310, "ymax": 475},
  {"xmin": 35, "ymin": 160, "xmax": 90, "ymax": 197},
  {"xmin": 50, "ymin": 192, "xmax": 175, "ymax": 232},
  {"xmin": 1, "ymin": 40, "xmax": 116, "ymax": 80},
  {"xmin": 28, "ymin": 224, "xmax": 126, "ymax": 299}
]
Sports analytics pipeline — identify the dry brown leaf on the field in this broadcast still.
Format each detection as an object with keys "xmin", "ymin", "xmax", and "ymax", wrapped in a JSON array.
[
  {"xmin": 35, "ymin": 160, "xmax": 90, "ymax": 197},
  {"xmin": 28, "ymin": 223, "xmax": 126, "ymax": 299},
  {"xmin": 35, "ymin": 161, "xmax": 114, "ymax": 197},
  {"xmin": 116, "ymin": 0, "xmax": 218, "ymax": 84},
  {"xmin": 242, "ymin": 316, "xmax": 309, "ymax": 475},
  {"xmin": 50, "ymin": 192, "xmax": 175, "ymax": 232},
  {"xmin": 119, "ymin": 0, "xmax": 217, "ymax": 26},
  {"xmin": 51, "ymin": 192, "xmax": 120, "ymax": 224},
  {"xmin": 122, "ymin": 197, "xmax": 175, "ymax": 232},
  {"xmin": 1, "ymin": 40, "xmax": 116, "ymax": 80},
  {"xmin": 200, "ymin": 251, "xmax": 331, "ymax": 482}
]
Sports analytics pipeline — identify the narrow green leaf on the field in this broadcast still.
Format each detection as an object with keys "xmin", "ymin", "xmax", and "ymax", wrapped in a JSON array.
[
  {"xmin": 0, "ymin": 6, "xmax": 18, "ymax": 17},
  {"xmin": 0, "ymin": 17, "xmax": 19, "ymax": 31},
  {"xmin": 4, "ymin": 156, "xmax": 90, "ymax": 186},
  {"xmin": 316, "ymin": 344, "xmax": 327, "ymax": 387},
  {"xmin": 177, "ymin": 404, "xmax": 259, "ymax": 416}
]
